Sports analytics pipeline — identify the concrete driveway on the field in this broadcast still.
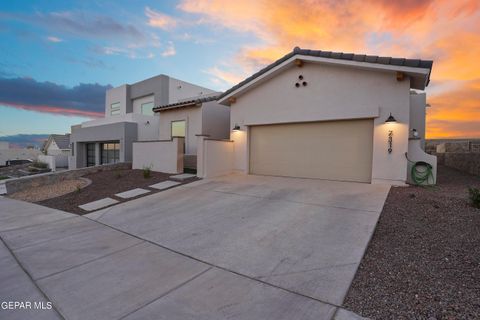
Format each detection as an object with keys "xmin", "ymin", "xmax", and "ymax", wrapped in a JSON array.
[{"xmin": 0, "ymin": 174, "xmax": 389, "ymax": 320}]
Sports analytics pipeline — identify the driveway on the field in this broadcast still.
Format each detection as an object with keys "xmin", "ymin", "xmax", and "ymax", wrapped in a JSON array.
[{"xmin": 0, "ymin": 174, "xmax": 389, "ymax": 320}]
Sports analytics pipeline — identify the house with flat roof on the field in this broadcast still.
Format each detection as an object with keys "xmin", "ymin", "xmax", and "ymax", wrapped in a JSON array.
[{"xmin": 68, "ymin": 74, "xmax": 216, "ymax": 169}]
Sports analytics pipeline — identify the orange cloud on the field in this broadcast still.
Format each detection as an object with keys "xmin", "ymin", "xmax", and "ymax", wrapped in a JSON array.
[
  {"xmin": 427, "ymin": 79, "xmax": 480, "ymax": 138},
  {"xmin": 145, "ymin": 7, "xmax": 178, "ymax": 30},
  {"xmin": 179, "ymin": 0, "xmax": 480, "ymax": 138}
]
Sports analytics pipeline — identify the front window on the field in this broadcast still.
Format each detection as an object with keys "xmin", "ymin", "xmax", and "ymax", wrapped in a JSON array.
[
  {"xmin": 141, "ymin": 102, "xmax": 154, "ymax": 116},
  {"xmin": 101, "ymin": 142, "xmax": 120, "ymax": 164},
  {"xmin": 110, "ymin": 102, "xmax": 120, "ymax": 116},
  {"xmin": 171, "ymin": 120, "xmax": 186, "ymax": 137}
]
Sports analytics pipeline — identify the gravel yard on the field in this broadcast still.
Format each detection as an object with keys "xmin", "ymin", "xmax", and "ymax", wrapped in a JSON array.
[
  {"xmin": 8, "ymin": 178, "xmax": 88, "ymax": 202},
  {"xmin": 35, "ymin": 169, "xmax": 197, "ymax": 214},
  {"xmin": 344, "ymin": 165, "xmax": 480, "ymax": 319}
]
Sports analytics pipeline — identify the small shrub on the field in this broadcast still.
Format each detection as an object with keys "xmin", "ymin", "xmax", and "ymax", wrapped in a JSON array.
[
  {"xmin": 142, "ymin": 165, "xmax": 152, "ymax": 179},
  {"xmin": 468, "ymin": 187, "xmax": 480, "ymax": 209},
  {"xmin": 31, "ymin": 160, "xmax": 48, "ymax": 169},
  {"xmin": 115, "ymin": 170, "xmax": 123, "ymax": 179},
  {"xmin": 0, "ymin": 175, "xmax": 9, "ymax": 180},
  {"xmin": 76, "ymin": 184, "xmax": 82, "ymax": 193}
]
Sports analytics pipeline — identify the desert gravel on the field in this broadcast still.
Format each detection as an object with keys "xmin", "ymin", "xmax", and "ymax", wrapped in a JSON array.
[
  {"xmin": 9, "ymin": 178, "xmax": 88, "ymax": 202},
  {"xmin": 344, "ymin": 165, "xmax": 480, "ymax": 319}
]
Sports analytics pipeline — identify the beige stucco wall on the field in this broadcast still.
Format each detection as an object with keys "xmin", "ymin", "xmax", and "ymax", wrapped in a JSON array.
[
  {"xmin": 158, "ymin": 106, "xmax": 202, "ymax": 155},
  {"xmin": 230, "ymin": 62, "xmax": 412, "ymax": 184},
  {"xmin": 197, "ymin": 136, "xmax": 234, "ymax": 178},
  {"xmin": 132, "ymin": 94, "xmax": 154, "ymax": 115},
  {"xmin": 168, "ymin": 77, "xmax": 216, "ymax": 103},
  {"xmin": 201, "ymin": 102, "xmax": 231, "ymax": 140},
  {"xmin": 132, "ymin": 138, "xmax": 184, "ymax": 174}
]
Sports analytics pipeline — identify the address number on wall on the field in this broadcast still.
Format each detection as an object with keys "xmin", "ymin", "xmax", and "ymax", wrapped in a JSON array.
[{"xmin": 388, "ymin": 130, "xmax": 393, "ymax": 154}]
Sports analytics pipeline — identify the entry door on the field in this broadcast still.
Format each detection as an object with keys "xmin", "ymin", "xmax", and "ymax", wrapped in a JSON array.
[
  {"xmin": 249, "ymin": 119, "xmax": 374, "ymax": 183},
  {"xmin": 86, "ymin": 143, "xmax": 96, "ymax": 167}
]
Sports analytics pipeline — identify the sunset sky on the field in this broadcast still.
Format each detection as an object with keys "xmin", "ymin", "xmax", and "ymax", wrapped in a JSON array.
[{"xmin": 0, "ymin": 0, "xmax": 479, "ymax": 146}]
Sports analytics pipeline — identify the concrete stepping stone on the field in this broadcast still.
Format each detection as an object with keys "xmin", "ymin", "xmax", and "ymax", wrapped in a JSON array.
[
  {"xmin": 0, "ymin": 184, "xmax": 6, "ymax": 195},
  {"xmin": 79, "ymin": 198, "xmax": 119, "ymax": 212},
  {"xmin": 149, "ymin": 180, "xmax": 180, "ymax": 190},
  {"xmin": 114, "ymin": 188, "xmax": 150, "ymax": 199},
  {"xmin": 169, "ymin": 173, "xmax": 196, "ymax": 181}
]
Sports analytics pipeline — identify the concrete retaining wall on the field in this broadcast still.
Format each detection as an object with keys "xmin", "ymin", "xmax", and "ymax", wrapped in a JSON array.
[
  {"xmin": 441, "ymin": 153, "xmax": 480, "ymax": 176},
  {"xmin": 132, "ymin": 137, "xmax": 184, "ymax": 174},
  {"xmin": 5, "ymin": 162, "xmax": 131, "ymax": 194}
]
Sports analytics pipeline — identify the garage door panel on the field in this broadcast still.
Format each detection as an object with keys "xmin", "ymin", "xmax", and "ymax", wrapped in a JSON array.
[{"xmin": 249, "ymin": 120, "xmax": 373, "ymax": 183}]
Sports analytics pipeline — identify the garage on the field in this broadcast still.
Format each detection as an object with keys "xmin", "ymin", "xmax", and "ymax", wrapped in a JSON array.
[{"xmin": 249, "ymin": 119, "xmax": 374, "ymax": 183}]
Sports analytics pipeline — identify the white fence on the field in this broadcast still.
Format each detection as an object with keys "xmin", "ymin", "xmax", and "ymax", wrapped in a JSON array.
[
  {"xmin": 132, "ymin": 137, "xmax": 184, "ymax": 174},
  {"xmin": 38, "ymin": 154, "xmax": 68, "ymax": 171}
]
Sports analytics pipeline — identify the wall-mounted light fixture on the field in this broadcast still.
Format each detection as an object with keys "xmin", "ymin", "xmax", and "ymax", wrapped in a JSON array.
[
  {"xmin": 412, "ymin": 128, "xmax": 419, "ymax": 138},
  {"xmin": 385, "ymin": 113, "xmax": 397, "ymax": 123},
  {"xmin": 145, "ymin": 121, "xmax": 150, "ymax": 125},
  {"xmin": 232, "ymin": 124, "xmax": 240, "ymax": 131}
]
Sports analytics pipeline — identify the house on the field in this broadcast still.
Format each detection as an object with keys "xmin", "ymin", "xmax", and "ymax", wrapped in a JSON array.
[
  {"xmin": 43, "ymin": 134, "xmax": 70, "ymax": 156},
  {"xmin": 132, "ymin": 94, "xmax": 230, "ymax": 173},
  {"xmin": 200, "ymin": 47, "xmax": 436, "ymax": 185},
  {"xmin": 0, "ymin": 142, "xmax": 41, "ymax": 167},
  {"xmin": 154, "ymin": 95, "xmax": 230, "ymax": 169},
  {"xmin": 68, "ymin": 74, "xmax": 216, "ymax": 169}
]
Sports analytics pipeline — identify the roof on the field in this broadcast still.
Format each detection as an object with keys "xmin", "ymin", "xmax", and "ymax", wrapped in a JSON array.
[
  {"xmin": 218, "ymin": 47, "xmax": 433, "ymax": 103},
  {"xmin": 153, "ymin": 95, "xmax": 220, "ymax": 112},
  {"xmin": 48, "ymin": 134, "xmax": 70, "ymax": 150}
]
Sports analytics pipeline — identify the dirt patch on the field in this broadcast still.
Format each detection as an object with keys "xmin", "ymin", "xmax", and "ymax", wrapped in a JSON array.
[
  {"xmin": 343, "ymin": 165, "xmax": 480, "ymax": 319},
  {"xmin": 35, "ymin": 169, "xmax": 197, "ymax": 215},
  {"xmin": 9, "ymin": 179, "xmax": 89, "ymax": 202}
]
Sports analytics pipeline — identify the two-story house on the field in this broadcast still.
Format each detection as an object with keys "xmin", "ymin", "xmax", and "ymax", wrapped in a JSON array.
[{"xmin": 68, "ymin": 74, "xmax": 216, "ymax": 169}]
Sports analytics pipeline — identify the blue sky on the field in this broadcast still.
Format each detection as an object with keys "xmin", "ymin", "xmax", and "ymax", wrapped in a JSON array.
[{"xmin": 0, "ymin": 0, "xmax": 253, "ymax": 145}]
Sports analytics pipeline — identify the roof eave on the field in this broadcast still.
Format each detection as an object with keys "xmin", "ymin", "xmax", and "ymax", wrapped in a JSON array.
[
  {"xmin": 218, "ymin": 54, "xmax": 432, "ymax": 105},
  {"xmin": 153, "ymin": 102, "xmax": 201, "ymax": 113}
]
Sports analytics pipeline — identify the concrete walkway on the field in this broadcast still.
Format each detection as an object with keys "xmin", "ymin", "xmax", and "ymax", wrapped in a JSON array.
[{"xmin": 0, "ymin": 174, "xmax": 388, "ymax": 319}]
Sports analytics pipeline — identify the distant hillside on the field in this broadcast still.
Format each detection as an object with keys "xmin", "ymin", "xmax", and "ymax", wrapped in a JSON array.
[{"xmin": 0, "ymin": 134, "xmax": 49, "ymax": 148}]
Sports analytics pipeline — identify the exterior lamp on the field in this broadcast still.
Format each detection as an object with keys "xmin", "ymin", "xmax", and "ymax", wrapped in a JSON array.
[
  {"xmin": 385, "ymin": 113, "xmax": 397, "ymax": 123},
  {"xmin": 232, "ymin": 124, "xmax": 240, "ymax": 131}
]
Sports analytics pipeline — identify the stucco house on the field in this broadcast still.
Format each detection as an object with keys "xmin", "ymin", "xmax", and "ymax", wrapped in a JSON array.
[
  {"xmin": 202, "ymin": 47, "xmax": 436, "ymax": 185},
  {"xmin": 43, "ymin": 134, "xmax": 70, "ymax": 156},
  {"xmin": 69, "ymin": 74, "xmax": 216, "ymax": 169},
  {"xmin": 132, "ymin": 94, "xmax": 230, "ymax": 173},
  {"xmin": 153, "ymin": 95, "xmax": 230, "ymax": 168}
]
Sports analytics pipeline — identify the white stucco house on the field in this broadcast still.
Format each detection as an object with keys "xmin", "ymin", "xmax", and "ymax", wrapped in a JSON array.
[
  {"xmin": 132, "ymin": 94, "xmax": 230, "ymax": 173},
  {"xmin": 199, "ymin": 47, "xmax": 436, "ymax": 185},
  {"xmin": 43, "ymin": 134, "xmax": 71, "ymax": 156}
]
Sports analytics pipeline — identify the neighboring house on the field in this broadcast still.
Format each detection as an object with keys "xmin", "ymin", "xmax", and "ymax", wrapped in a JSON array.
[
  {"xmin": 151, "ymin": 95, "xmax": 230, "ymax": 169},
  {"xmin": 43, "ymin": 134, "xmax": 70, "ymax": 156},
  {"xmin": 69, "ymin": 74, "xmax": 216, "ymax": 169},
  {"xmin": 213, "ymin": 47, "xmax": 435, "ymax": 185},
  {"xmin": 0, "ymin": 142, "xmax": 41, "ymax": 167}
]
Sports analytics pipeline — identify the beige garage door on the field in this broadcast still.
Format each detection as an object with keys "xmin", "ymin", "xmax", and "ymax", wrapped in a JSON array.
[{"xmin": 249, "ymin": 119, "xmax": 374, "ymax": 183}]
